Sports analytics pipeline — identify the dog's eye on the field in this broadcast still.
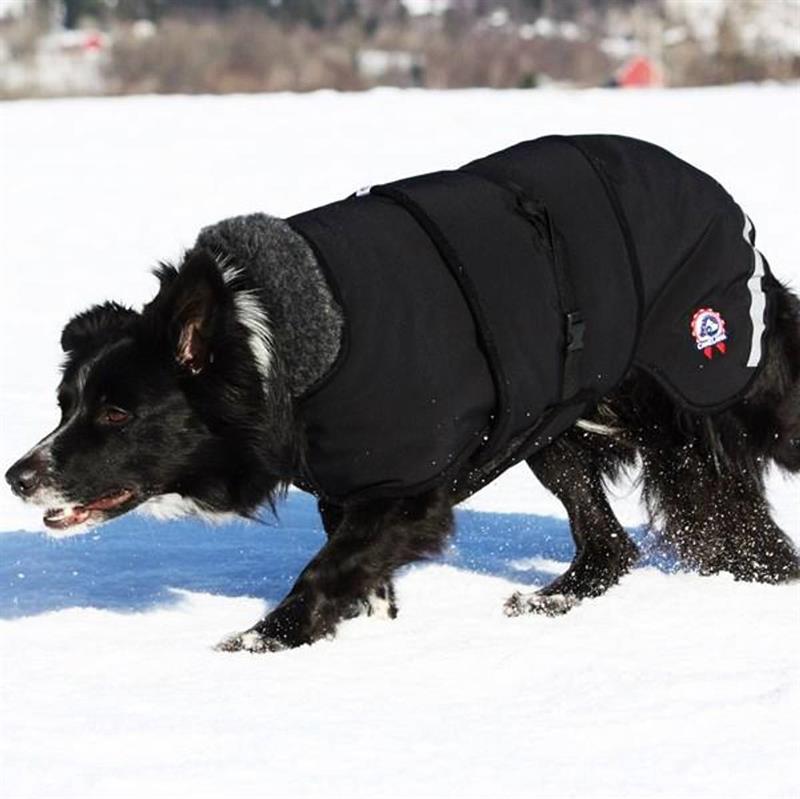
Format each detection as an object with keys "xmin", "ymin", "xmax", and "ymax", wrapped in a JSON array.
[{"xmin": 98, "ymin": 406, "xmax": 131, "ymax": 426}]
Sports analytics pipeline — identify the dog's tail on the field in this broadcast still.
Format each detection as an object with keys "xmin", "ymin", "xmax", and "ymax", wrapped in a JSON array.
[
  {"xmin": 631, "ymin": 279, "xmax": 800, "ymax": 582},
  {"xmin": 632, "ymin": 278, "xmax": 800, "ymax": 479},
  {"xmin": 754, "ymin": 280, "xmax": 800, "ymax": 473}
]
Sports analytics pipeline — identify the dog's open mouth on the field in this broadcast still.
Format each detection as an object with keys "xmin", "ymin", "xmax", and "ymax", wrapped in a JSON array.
[{"xmin": 43, "ymin": 488, "xmax": 137, "ymax": 529}]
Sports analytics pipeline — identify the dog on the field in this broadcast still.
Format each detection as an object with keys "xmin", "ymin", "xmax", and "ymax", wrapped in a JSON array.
[{"xmin": 6, "ymin": 135, "xmax": 800, "ymax": 652}]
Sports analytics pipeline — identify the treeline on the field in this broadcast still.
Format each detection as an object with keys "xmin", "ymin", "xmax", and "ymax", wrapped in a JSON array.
[
  {"xmin": 106, "ymin": 8, "xmax": 614, "ymax": 94},
  {"xmin": 4, "ymin": 0, "xmax": 799, "ymax": 96},
  {"xmin": 59, "ymin": 0, "xmax": 648, "ymax": 30}
]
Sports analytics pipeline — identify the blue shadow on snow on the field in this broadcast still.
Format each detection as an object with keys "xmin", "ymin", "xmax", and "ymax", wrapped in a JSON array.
[{"xmin": 0, "ymin": 491, "xmax": 675, "ymax": 619}]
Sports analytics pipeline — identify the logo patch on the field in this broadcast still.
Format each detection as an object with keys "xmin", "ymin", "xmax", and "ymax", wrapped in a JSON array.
[{"xmin": 691, "ymin": 307, "xmax": 728, "ymax": 360}]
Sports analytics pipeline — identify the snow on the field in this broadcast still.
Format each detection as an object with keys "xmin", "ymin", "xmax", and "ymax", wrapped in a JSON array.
[
  {"xmin": 3, "ymin": 570, "xmax": 798, "ymax": 799},
  {"xmin": 1, "ymin": 85, "xmax": 799, "ymax": 798}
]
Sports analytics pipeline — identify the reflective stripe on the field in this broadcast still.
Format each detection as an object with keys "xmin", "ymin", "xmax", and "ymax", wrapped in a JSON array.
[{"xmin": 742, "ymin": 211, "xmax": 766, "ymax": 368}]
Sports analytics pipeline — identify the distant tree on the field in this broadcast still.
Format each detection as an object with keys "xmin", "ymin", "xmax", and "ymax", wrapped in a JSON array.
[
  {"xmin": 264, "ymin": 0, "xmax": 359, "ymax": 29},
  {"xmin": 100, "ymin": 0, "xmax": 361, "ymax": 27},
  {"xmin": 63, "ymin": 0, "xmax": 168, "ymax": 27},
  {"xmin": 113, "ymin": 0, "xmax": 169, "ymax": 21},
  {"xmin": 63, "ymin": 0, "xmax": 107, "ymax": 28}
]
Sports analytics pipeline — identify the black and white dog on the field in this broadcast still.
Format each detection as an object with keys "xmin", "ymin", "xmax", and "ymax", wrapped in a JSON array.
[{"xmin": 6, "ymin": 135, "xmax": 800, "ymax": 652}]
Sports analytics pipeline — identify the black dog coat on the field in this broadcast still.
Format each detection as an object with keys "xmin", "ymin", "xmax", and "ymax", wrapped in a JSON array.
[{"xmin": 288, "ymin": 135, "xmax": 775, "ymax": 502}]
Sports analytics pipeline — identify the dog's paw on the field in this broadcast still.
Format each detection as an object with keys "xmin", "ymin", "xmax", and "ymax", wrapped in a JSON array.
[
  {"xmin": 503, "ymin": 591, "xmax": 581, "ymax": 617},
  {"xmin": 214, "ymin": 630, "xmax": 288, "ymax": 654},
  {"xmin": 342, "ymin": 582, "xmax": 398, "ymax": 621},
  {"xmin": 365, "ymin": 582, "xmax": 398, "ymax": 619}
]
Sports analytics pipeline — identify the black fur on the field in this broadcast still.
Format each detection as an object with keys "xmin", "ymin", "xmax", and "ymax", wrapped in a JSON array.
[
  {"xmin": 219, "ymin": 491, "xmax": 450, "ymax": 651},
  {"xmin": 5, "ymin": 240, "xmax": 800, "ymax": 652}
]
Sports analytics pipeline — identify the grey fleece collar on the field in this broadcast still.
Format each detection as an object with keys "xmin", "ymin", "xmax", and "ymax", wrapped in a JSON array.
[{"xmin": 195, "ymin": 213, "xmax": 343, "ymax": 396}]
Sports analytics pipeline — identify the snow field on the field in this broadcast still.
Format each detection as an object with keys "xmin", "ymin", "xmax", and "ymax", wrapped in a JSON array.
[{"xmin": 2, "ymin": 567, "xmax": 798, "ymax": 799}]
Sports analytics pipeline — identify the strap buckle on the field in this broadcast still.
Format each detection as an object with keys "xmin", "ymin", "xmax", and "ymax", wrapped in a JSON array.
[{"xmin": 565, "ymin": 311, "xmax": 585, "ymax": 352}]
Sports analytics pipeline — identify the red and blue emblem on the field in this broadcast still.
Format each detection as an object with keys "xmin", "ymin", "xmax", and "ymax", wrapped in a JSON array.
[{"xmin": 691, "ymin": 307, "xmax": 728, "ymax": 360}]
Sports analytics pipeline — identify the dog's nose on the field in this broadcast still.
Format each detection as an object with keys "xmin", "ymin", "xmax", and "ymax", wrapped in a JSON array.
[{"xmin": 5, "ymin": 457, "xmax": 43, "ymax": 498}]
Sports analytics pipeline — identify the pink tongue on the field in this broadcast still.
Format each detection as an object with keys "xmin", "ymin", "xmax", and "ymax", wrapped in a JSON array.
[
  {"xmin": 85, "ymin": 489, "xmax": 134, "ymax": 511},
  {"xmin": 65, "ymin": 507, "xmax": 90, "ymax": 525}
]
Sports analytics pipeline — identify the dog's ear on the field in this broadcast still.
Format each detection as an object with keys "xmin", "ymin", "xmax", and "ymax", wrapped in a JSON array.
[
  {"xmin": 61, "ymin": 302, "xmax": 139, "ymax": 355},
  {"xmin": 151, "ymin": 249, "xmax": 228, "ymax": 376}
]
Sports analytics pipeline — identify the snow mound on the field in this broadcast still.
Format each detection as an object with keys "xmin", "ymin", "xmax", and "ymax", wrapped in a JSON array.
[{"xmin": 2, "ymin": 567, "xmax": 798, "ymax": 799}]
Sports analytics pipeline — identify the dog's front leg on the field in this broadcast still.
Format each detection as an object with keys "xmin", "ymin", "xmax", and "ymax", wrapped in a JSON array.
[
  {"xmin": 318, "ymin": 499, "xmax": 398, "ymax": 621},
  {"xmin": 217, "ymin": 489, "xmax": 453, "ymax": 652}
]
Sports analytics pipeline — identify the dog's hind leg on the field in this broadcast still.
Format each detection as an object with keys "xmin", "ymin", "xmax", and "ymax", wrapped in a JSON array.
[
  {"xmin": 504, "ymin": 433, "xmax": 639, "ymax": 617},
  {"xmin": 640, "ymin": 440, "xmax": 800, "ymax": 583},
  {"xmin": 217, "ymin": 489, "xmax": 453, "ymax": 652},
  {"xmin": 318, "ymin": 499, "xmax": 398, "ymax": 620}
]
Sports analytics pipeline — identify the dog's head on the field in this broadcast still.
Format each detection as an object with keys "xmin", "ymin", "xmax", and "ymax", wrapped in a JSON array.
[{"xmin": 5, "ymin": 249, "xmax": 292, "ymax": 535}]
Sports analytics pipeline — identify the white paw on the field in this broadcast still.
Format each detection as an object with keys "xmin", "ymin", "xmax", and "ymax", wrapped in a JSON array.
[
  {"xmin": 504, "ymin": 591, "xmax": 581, "ymax": 617},
  {"xmin": 214, "ymin": 630, "xmax": 286, "ymax": 653},
  {"xmin": 344, "ymin": 585, "xmax": 398, "ymax": 621},
  {"xmin": 364, "ymin": 588, "xmax": 396, "ymax": 620}
]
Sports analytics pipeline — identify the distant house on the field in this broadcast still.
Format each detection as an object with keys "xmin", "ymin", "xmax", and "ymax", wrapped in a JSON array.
[{"xmin": 614, "ymin": 55, "xmax": 663, "ymax": 88}]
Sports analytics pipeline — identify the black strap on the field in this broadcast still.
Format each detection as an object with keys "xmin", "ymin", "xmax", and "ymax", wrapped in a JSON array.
[
  {"xmin": 511, "ymin": 186, "xmax": 585, "ymax": 400},
  {"xmin": 367, "ymin": 183, "xmax": 512, "ymax": 453},
  {"xmin": 366, "ymin": 179, "xmax": 585, "ymax": 416}
]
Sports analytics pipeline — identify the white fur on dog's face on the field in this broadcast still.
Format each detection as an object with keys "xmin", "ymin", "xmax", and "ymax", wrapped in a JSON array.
[
  {"xmin": 10, "ymin": 417, "xmax": 97, "ymax": 538},
  {"xmin": 25, "ymin": 485, "xmax": 96, "ymax": 538},
  {"xmin": 219, "ymin": 260, "xmax": 274, "ymax": 394}
]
